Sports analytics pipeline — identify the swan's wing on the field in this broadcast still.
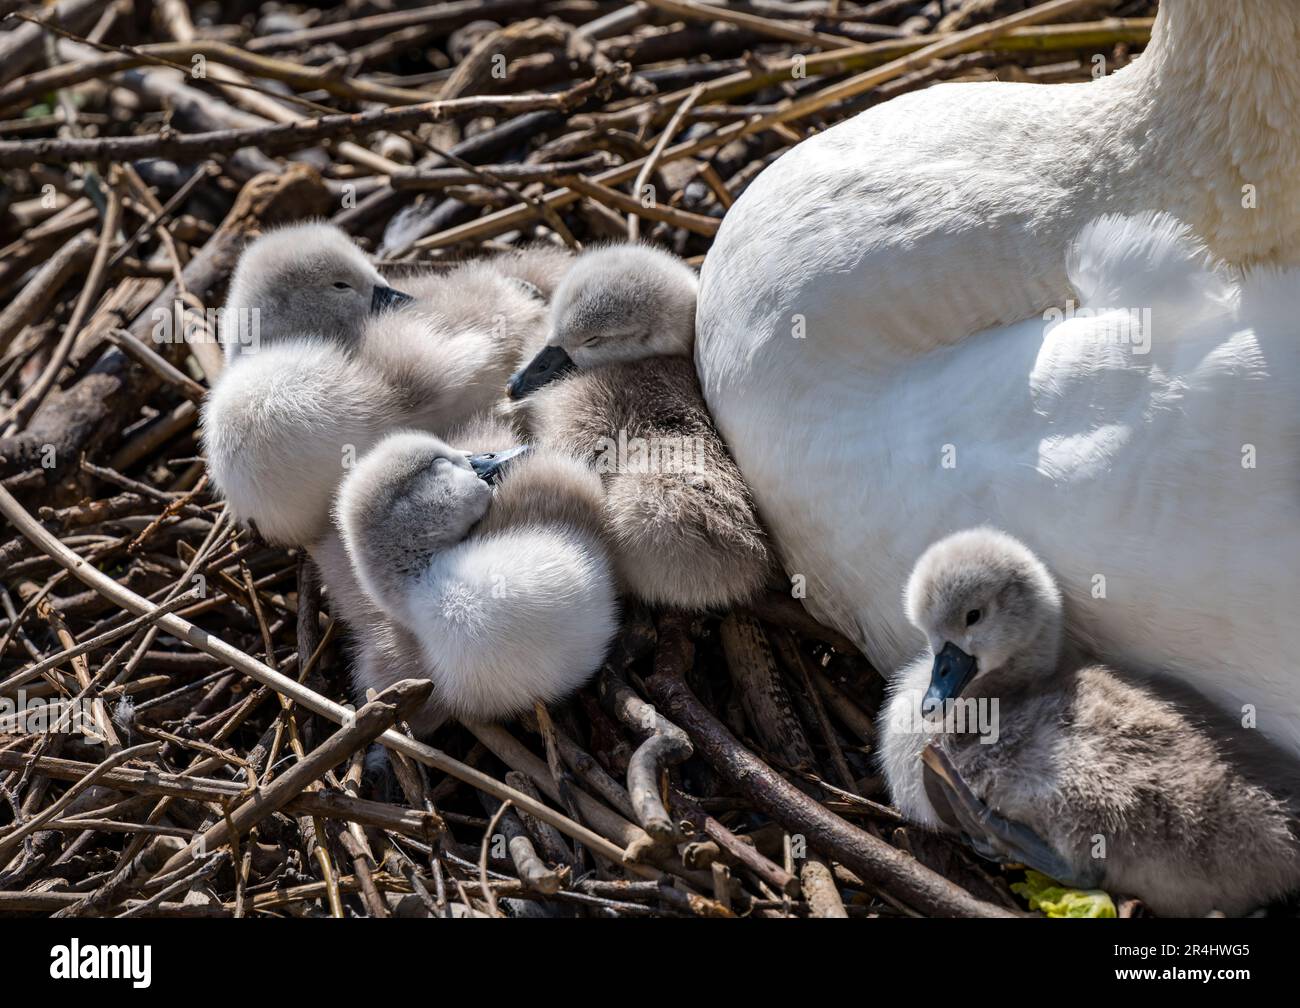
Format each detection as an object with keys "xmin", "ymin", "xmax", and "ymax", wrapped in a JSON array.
[{"xmin": 1067, "ymin": 210, "xmax": 1235, "ymax": 344}]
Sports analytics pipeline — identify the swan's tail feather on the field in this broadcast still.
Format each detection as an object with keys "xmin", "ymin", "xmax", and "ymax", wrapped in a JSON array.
[{"xmin": 1066, "ymin": 211, "xmax": 1235, "ymax": 337}]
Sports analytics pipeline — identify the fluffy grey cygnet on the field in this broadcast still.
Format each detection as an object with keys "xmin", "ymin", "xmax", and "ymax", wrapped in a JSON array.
[
  {"xmin": 202, "ymin": 225, "xmax": 561, "ymax": 546},
  {"xmin": 879, "ymin": 527, "xmax": 1300, "ymax": 917},
  {"xmin": 506, "ymin": 243, "xmax": 771, "ymax": 611},
  {"xmin": 333, "ymin": 415, "xmax": 618, "ymax": 723},
  {"xmin": 219, "ymin": 221, "xmax": 412, "ymax": 363}
]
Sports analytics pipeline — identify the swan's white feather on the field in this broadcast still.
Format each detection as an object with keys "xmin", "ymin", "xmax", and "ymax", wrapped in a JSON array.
[
  {"xmin": 704, "ymin": 209, "xmax": 1300, "ymax": 755},
  {"xmin": 697, "ymin": 1, "xmax": 1300, "ymax": 755}
]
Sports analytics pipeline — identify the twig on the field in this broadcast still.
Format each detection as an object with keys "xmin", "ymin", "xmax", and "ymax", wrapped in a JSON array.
[
  {"xmin": 645, "ymin": 617, "xmax": 1013, "ymax": 918},
  {"xmin": 628, "ymin": 83, "xmax": 704, "ymax": 241},
  {"xmin": 157, "ymin": 679, "xmax": 434, "ymax": 876},
  {"xmin": 0, "ymin": 73, "xmax": 617, "ymax": 168},
  {"xmin": 479, "ymin": 798, "xmax": 512, "ymax": 916},
  {"xmin": 640, "ymin": 0, "xmax": 859, "ymax": 49},
  {"xmin": 2, "ymin": 171, "xmax": 122, "ymax": 432},
  {"xmin": 0, "ymin": 742, "xmax": 160, "ymax": 867},
  {"xmin": 0, "ymin": 480, "xmax": 650, "ymax": 869}
]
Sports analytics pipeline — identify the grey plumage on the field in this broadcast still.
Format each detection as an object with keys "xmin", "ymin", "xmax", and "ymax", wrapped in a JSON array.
[
  {"xmin": 204, "ymin": 227, "xmax": 572, "ymax": 727},
  {"xmin": 880, "ymin": 527, "xmax": 1300, "ymax": 916},
  {"xmin": 307, "ymin": 412, "xmax": 540, "ymax": 735},
  {"xmin": 524, "ymin": 357, "xmax": 770, "ymax": 610},
  {"xmin": 546, "ymin": 243, "xmax": 697, "ymax": 363},
  {"xmin": 510, "ymin": 243, "xmax": 771, "ymax": 610},
  {"xmin": 309, "ymin": 530, "xmax": 445, "ymax": 734},
  {"xmin": 220, "ymin": 221, "xmax": 392, "ymax": 363}
]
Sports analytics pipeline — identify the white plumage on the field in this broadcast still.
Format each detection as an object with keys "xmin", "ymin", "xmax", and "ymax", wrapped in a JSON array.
[
  {"xmin": 201, "ymin": 225, "xmax": 558, "ymax": 546},
  {"xmin": 711, "ymin": 209, "xmax": 1300, "ymax": 754},
  {"xmin": 334, "ymin": 428, "xmax": 617, "ymax": 723},
  {"xmin": 395, "ymin": 525, "xmax": 615, "ymax": 720},
  {"xmin": 697, "ymin": 0, "xmax": 1300, "ymax": 756}
]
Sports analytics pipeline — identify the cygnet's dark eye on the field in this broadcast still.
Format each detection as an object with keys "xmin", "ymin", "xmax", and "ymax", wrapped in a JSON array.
[
  {"xmin": 332, "ymin": 281, "xmax": 351, "ymax": 291},
  {"xmin": 965, "ymin": 609, "xmax": 981, "ymax": 627}
]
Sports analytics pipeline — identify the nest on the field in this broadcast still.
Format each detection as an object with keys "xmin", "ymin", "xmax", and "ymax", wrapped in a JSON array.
[{"xmin": 0, "ymin": 0, "xmax": 1157, "ymax": 918}]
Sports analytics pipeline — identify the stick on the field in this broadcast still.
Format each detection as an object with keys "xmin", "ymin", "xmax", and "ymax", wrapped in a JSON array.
[
  {"xmin": 0, "ymin": 742, "xmax": 161, "ymax": 867},
  {"xmin": 0, "ymin": 231, "xmax": 95, "ymax": 352},
  {"xmin": 0, "ymin": 482, "xmax": 647, "ymax": 870},
  {"xmin": 640, "ymin": 0, "xmax": 858, "ymax": 49},
  {"xmin": 644, "ymin": 641, "xmax": 1013, "ymax": 918},
  {"xmin": 157, "ymin": 679, "xmax": 433, "ymax": 876},
  {"xmin": 478, "ymin": 791, "xmax": 561, "ymax": 896},
  {"xmin": 628, "ymin": 83, "xmax": 704, "ymax": 241},
  {"xmin": 568, "ymin": 174, "xmax": 720, "ymax": 236},
  {"xmin": 626, "ymin": 733, "xmax": 691, "ymax": 844},
  {"xmin": 0, "ymin": 74, "xmax": 616, "ymax": 168},
  {"xmin": 2, "ymin": 172, "xmax": 122, "ymax": 432},
  {"xmin": 0, "ymin": 590, "xmax": 199, "ymax": 692},
  {"xmin": 0, "ymin": 749, "xmax": 446, "ymax": 842}
]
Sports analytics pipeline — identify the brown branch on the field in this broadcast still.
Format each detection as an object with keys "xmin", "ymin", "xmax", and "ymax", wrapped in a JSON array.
[
  {"xmin": 0, "ymin": 73, "xmax": 616, "ymax": 168},
  {"xmin": 157, "ymin": 678, "xmax": 434, "ymax": 876},
  {"xmin": 645, "ymin": 620, "xmax": 1014, "ymax": 918}
]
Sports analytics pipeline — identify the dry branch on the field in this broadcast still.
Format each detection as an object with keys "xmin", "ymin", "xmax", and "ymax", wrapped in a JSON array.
[{"xmin": 0, "ymin": 74, "xmax": 616, "ymax": 168}]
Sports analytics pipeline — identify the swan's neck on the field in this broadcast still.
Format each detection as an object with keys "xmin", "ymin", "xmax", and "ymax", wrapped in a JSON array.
[{"xmin": 1125, "ymin": 0, "xmax": 1300, "ymax": 264}]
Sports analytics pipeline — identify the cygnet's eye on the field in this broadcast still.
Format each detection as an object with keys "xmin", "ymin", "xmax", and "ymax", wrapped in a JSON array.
[
  {"xmin": 332, "ymin": 281, "xmax": 352, "ymax": 291},
  {"xmin": 581, "ymin": 334, "xmax": 602, "ymax": 347},
  {"xmin": 965, "ymin": 609, "xmax": 981, "ymax": 627}
]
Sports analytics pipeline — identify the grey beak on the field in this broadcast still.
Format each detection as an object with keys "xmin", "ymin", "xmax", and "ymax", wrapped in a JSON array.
[
  {"xmin": 371, "ymin": 284, "xmax": 414, "ymax": 313},
  {"xmin": 467, "ymin": 445, "xmax": 529, "ymax": 484},
  {"xmin": 507, "ymin": 345, "xmax": 576, "ymax": 399},
  {"xmin": 923, "ymin": 642, "xmax": 978, "ymax": 715}
]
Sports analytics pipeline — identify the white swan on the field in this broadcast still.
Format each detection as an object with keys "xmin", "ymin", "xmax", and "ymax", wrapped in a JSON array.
[
  {"xmin": 714, "ymin": 209, "xmax": 1300, "ymax": 753},
  {"xmin": 879, "ymin": 528, "xmax": 1300, "ymax": 917},
  {"xmin": 334, "ymin": 423, "xmax": 618, "ymax": 723},
  {"xmin": 696, "ymin": 0, "xmax": 1300, "ymax": 753}
]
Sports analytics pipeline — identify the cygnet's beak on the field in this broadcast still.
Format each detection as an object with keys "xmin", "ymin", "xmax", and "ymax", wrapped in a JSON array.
[
  {"xmin": 923, "ymin": 642, "xmax": 978, "ymax": 714},
  {"xmin": 371, "ymin": 284, "xmax": 414, "ymax": 313},
  {"xmin": 506, "ymin": 345, "xmax": 576, "ymax": 399},
  {"xmin": 467, "ymin": 445, "xmax": 529, "ymax": 484}
]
